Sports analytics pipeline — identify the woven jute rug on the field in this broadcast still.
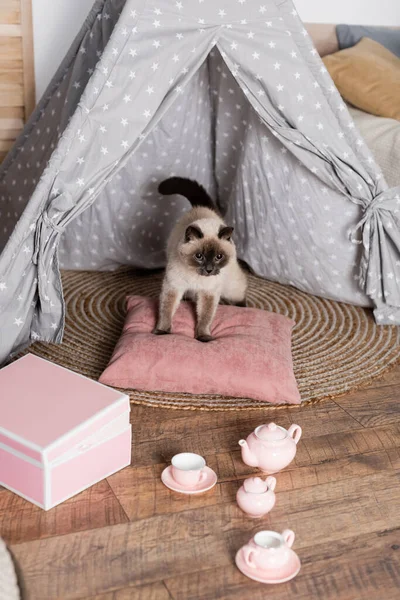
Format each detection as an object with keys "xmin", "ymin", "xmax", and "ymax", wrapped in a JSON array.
[{"xmin": 28, "ymin": 267, "xmax": 400, "ymax": 410}]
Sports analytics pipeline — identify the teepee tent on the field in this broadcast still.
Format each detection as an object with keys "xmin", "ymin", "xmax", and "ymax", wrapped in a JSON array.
[{"xmin": 0, "ymin": 0, "xmax": 399, "ymax": 365}]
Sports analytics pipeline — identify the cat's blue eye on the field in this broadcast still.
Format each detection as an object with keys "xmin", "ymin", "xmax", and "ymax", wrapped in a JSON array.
[
  {"xmin": 195, "ymin": 253, "xmax": 203, "ymax": 261},
  {"xmin": 215, "ymin": 254, "xmax": 223, "ymax": 261}
]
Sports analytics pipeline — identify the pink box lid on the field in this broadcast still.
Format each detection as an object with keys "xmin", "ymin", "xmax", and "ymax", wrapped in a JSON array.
[{"xmin": 0, "ymin": 354, "xmax": 129, "ymax": 459}]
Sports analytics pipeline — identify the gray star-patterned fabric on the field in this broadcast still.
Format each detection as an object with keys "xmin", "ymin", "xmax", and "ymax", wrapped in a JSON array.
[{"xmin": 0, "ymin": 0, "xmax": 400, "ymax": 365}]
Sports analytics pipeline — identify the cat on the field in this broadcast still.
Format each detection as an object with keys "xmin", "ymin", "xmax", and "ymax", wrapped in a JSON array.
[{"xmin": 154, "ymin": 177, "xmax": 248, "ymax": 342}]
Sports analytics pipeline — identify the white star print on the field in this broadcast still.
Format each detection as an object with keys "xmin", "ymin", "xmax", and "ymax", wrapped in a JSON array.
[
  {"xmin": 252, "ymin": 52, "xmax": 260, "ymax": 60},
  {"xmin": 0, "ymin": 282, "xmax": 6, "ymax": 291},
  {"xmin": 153, "ymin": 20, "xmax": 161, "ymax": 28},
  {"xmin": 218, "ymin": 9, "xmax": 226, "ymax": 17},
  {"xmin": 247, "ymin": 31, "xmax": 254, "ymax": 39},
  {"xmin": 50, "ymin": 323, "xmax": 58, "ymax": 330},
  {"xmin": 274, "ymin": 62, "xmax": 281, "ymax": 70},
  {"xmin": 124, "ymin": 95, "xmax": 132, "ymax": 103},
  {"xmin": 176, "ymin": 1, "xmax": 183, "ymax": 9},
  {"xmin": 103, "ymin": 104, "xmax": 109, "ymax": 111},
  {"xmin": 231, "ymin": 42, "xmax": 238, "ymax": 50},
  {"xmin": 14, "ymin": 318, "xmax": 23, "ymax": 327},
  {"xmin": 151, "ymin": 62, "xmax": 159, "ymax": 71},
  {"xmin": 172, "ymin": 54, "xmax": 180, "ymax": 62},
  {"xmin": 294, "ymin": 72, "xmax": 300, "ymax": 79},
  {"xmin": 76, "ymin": 178, "xmax": 84, "ymax": 186},
  {"xmin": 259, "ymin": 5, "xmax": 266, "ymax": 13},
  {"xmin": 100, "ymin": 147, "xmax": 108, "ymax": 155},
  {"xmin": 317, "ymin": 123, "xmax": 324, "ymax": 130},
  {"xmin": 22, "ymin": 245, "xmax": 30, "ymax": 253},
  {"xmin": 297, "ymin": 94, "xmax": 303, "ymax": 102},
  {"xmin": 276, "ymin": 84, "xmax": 284, "ymax": 91},
  {"xmin": 79, "ymin": 134, "xmax": 86, "ymax": 143},
  {"xmin": 121, "ymin": 118, "xmax": 128, "ymax": 126},
  {"xmin": 143, "ymin": 110, "xmax": 151, "ymax": 118}
]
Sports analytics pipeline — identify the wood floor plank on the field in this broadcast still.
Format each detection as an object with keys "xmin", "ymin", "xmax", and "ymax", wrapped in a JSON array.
[
  {"xmin": 164, "ymin": 528, "xmax": 400, "ymax": 600},
  {"xmin": 129, "ymin": 400, "xmax": 361, "ymax": 468},
  {"xmin": 335, "ymin": 384, "xmax": 400, "ymax": 428},
  {"xmin": 11, "ymin": 467, "xmax": 400, "ymax": 599},
  {"xmin": 79, "ymin": 582, "xmax": 172, "ymax": 600},
  {"xmin": 10, "ymin": 511, "xmax": 231, "ymax": 600},
  {"xmin": 107, "ymin": 449, "xmax": 395, "ymax": 521},
  {"xmin": 6, "ymin": 365, "xmax": 400, "ymax": 599},
  {"xmin": 0, "ymin": 480, "xmax": 129, "ymax": 545}
]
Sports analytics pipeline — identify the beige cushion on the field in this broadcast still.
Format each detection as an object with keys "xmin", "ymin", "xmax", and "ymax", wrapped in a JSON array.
[
  {"xmin": 323, "ymin": 38, "xmax": 400, "ymax": 120},
  {"xmin": 348, "ymin": 105, "xmax": 400, "ymax": 187}
]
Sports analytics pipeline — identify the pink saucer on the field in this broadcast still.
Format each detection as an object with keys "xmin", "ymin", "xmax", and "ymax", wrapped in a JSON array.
[
  {"xmin": 161, "ymin": 465, "xmax": 217, "ymax": 494},
  {"xmin": 235, "ymin": 548, "xmax": 301, "ymax": 584}
]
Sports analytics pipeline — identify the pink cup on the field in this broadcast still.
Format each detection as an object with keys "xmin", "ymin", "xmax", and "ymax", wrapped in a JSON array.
[
  {"xmin": 171, "ymin": 453, "xmax": 208, "ymax": 487},
  {"xmin": 242, "ymin": 530, "xmax": 295, "ymax": 570}
]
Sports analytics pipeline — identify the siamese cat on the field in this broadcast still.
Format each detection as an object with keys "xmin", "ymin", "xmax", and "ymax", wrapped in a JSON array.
[{"xmin": 154, "ymin": 177, "xmax": 247, "ymax": 342}]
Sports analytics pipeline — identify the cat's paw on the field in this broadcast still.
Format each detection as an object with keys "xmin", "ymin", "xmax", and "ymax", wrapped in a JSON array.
[
  {"xmin": 153, "ymin": 328, "xmax": 171, "ymax": 335},
  {"xmin": 196, "ymin": 334, "xmax": 214, "ymax": 343}
]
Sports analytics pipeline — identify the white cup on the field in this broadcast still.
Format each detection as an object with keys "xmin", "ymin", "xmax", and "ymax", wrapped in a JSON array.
[{"xmin": 171, "ymin": 452, "xmax": 207, "ymax": 487}]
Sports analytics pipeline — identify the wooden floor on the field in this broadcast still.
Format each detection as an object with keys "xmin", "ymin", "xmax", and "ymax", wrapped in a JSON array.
[{"xmin": 2, "ymin": 366, "xmax": 400, "ymax": 600}]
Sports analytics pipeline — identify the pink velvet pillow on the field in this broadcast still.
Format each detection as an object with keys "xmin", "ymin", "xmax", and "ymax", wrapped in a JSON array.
[{"xmin": 99, "ymin": 296, "xmax": 300, "ymax": 405}]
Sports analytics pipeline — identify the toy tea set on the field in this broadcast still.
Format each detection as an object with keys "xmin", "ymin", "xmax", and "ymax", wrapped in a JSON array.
[{"xmin": 161, "ymin": 421, "xmax": 302, "ymax": 585}]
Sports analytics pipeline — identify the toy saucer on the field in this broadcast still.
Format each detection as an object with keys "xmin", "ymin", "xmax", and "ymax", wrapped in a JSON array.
[
  {"xmin": 161, "ymin": 465, "xmax": 217, "ymax": 494},
  {"xmin": 235, "ymin": 548, "xmax": 301, "ymax": 584}
]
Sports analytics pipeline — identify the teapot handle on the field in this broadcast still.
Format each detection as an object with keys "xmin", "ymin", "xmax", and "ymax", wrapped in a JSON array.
[
  {"xmin": 266, "ymin": 476, "xmax": 277, "ymax": 491},
  {"xmin": 243, "ymin": 546, "xmax": 256, "ymax": 568},
  {"xmin": 288, "ymin": 424, "xmax": 302, "ymax": 444},
  {"xmin": 282, "ymin": 529, "xmax": 295, "ymax": 549}
]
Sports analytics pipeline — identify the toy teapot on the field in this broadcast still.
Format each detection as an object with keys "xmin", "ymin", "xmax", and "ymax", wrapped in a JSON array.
[
  {"xmin": 236, "ymin": 476, "xmax": 277, "ymax": 518},
  {"xmin": 239, "ymin": 423, "xmax": 302, "ymax": 474}
]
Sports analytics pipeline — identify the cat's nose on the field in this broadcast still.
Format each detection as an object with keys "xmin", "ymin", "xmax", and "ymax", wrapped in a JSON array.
[{"xmin": 205, "ymin": 266, "xmax": 213, "ymax": 274}]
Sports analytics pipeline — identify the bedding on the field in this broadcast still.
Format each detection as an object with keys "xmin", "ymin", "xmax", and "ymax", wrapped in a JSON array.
[
  {"xmin": 348, "ymin": 105, "xmax": 400, "ymax": 188},
  {"xmin": 323, "ymin": 38, "xmax": 400, "ymax": 121},
  {"xmin": 337, "ymin": 24, "xmax": 400, "ymax": 58}
]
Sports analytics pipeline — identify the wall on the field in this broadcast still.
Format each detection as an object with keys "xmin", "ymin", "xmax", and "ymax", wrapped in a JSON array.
[
  {"xmin": 294, "ymin": 0, "xmax": 400, "ymax": 26},
  {"xmin": 33, "ymin": 0, "xmax": 94, "ymax": 101},
  {"xmin": 32, "ymin": 0, "xmax": 400, "ymax": 102}
]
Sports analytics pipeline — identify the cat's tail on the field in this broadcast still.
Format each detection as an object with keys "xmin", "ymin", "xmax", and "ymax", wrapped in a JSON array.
[{"xmin": 158, "ymin": 177, "xmax": 215, "ymax": 211}]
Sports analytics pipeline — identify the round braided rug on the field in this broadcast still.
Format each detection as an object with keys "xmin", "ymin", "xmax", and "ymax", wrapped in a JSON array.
[{"xmin": 29, "ymin": 267, "xmax": 400, "ymax": 411}]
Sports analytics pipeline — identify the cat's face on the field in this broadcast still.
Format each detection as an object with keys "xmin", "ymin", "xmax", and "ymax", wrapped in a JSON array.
[{"xmin": 180, "ymin": 224, "xmax": 235, "ymax": 277}]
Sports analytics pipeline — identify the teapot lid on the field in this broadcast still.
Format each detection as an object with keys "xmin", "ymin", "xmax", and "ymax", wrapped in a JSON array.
[
  {"xmin": 255, "ymin": 423, "xmax": 287, "ymax": 441},
  {"xmin": 243, "ymin": 476, "xmax": 269, "ymax": 493}
]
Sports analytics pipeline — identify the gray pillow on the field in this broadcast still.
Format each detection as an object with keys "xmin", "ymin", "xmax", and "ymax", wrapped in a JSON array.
[{"xmin": 336, "ymin": 25, "xmax": 400, "ymax": 58}]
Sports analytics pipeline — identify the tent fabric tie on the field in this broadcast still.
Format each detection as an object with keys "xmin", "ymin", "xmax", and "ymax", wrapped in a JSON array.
[{"xmin": 32, "ymin": 212, "xmax": 63, "ymax": 266}]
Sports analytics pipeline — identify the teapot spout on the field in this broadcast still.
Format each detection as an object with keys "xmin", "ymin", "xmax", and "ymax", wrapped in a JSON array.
[{"xmin": 239, "ymin": 439, "xmax": 259, "ymax": 468}]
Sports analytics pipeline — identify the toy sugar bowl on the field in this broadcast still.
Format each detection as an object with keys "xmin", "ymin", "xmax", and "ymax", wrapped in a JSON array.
[
  {"xmin": 239, "ymin": 422, "xmax": 302, "ymax": 474},
  {"xmin": 236, "ymin": 476, "xmax": 277, "ymax": 518}
]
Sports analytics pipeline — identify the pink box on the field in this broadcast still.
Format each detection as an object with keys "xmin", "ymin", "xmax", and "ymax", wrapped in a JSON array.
[{"xmin": 0, "ymin": 354, "xmax": 131, "ymax": 510}]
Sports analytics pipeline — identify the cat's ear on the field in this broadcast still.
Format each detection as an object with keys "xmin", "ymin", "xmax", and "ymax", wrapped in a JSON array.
[
  {"xmin": 185, "ymin": 225, "xmax": 204, "ymax": 242},
  {"xmin": 218, "ymin": 226, "xmax": 234, "ymax": 241}
]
